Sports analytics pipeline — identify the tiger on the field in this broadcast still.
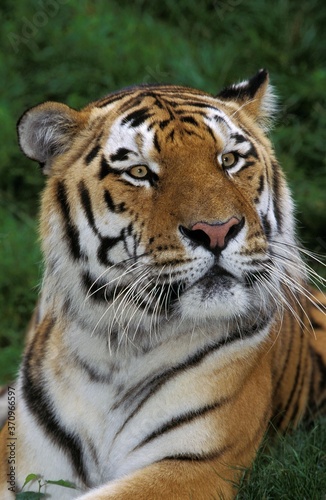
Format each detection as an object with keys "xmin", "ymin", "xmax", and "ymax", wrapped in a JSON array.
[{"xmin": 0, "ymin": 69, "xmax": 325, "ymax": 500}]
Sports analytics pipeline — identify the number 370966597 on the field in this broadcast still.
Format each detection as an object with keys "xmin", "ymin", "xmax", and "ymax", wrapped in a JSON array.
[{"xmin": 7, "ymin": 388, "xmax": 16, "ymax": 437}]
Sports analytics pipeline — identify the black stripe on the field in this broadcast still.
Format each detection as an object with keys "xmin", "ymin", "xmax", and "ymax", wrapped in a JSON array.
[
  {"xmin": 168, "ymin": 129, "xmax": 175, "ymax": 141},
  {"xmin": 175, "ymin": 106, "xmax": 207, "ymax": 116},
  {"xmin": 97, "ymin": 234, "xmax": 124, "ymax": 267},
  {"xmin": 78, "ymin": 181, "xmax": 127, "ymax": 266},
  {"xmin": 113, "ymin": 314, "xmax": 271, "ymax": 435},
  {"xmin": 182, "ymin": 128, "xmax": 204, "ymax": 140},
  {"xmin": 72, "ymin": 351, "xmax": 113, "ymax": 384},
  {"xmin": 134, "ymin": 397, "xmax": 230, "ymax": 450},
  {"xmin": 159, "ymin": 119, "xmax": 171, "ymax": 130},
  {"xmin": 110, "ymin": 148, "xmax": 132, "ymax": 163},
  {"xmin": 185, "ymin": 101, "xmax": 222, "ymax": 113},
  {"xmin": 96, "ymin": 91, "xmax": 132, "ymax": 108},
  {"xmin": 261, "ymin": 214, "xmax": 272, "ymax": 239},
  {"xmin": 24, "ymin": 317, "xmax": 55, "ymax": 370},
  {"xmin": 78, "ymin": 181, "xmax": 98, "ymax": 236},
  {"xmin": 81, "ymin": 270, "xmax": 125, "ymax": 304},
  {"xmin": 244, "ymin": 269, "xmax": 270, "ymax": 287},
  {"xmin": 238, "ymin": 161, "xmax": 255, "ymax": 172},
  {"xmin": 180, "ymin": 116, "xmax": 198, "ymax": 126},
  {"xmin": 231, "ymin": 133, "xmax": 247, "ymax": 144},
  {"xmin": 163, "ymin": 444, "xmax": 231, "ymax": 462},
  {"xmin": 56, "ymin": 181, "xmax": 82, "ymax": 260},
  {"xmin": 122, "ymin": 108, "xmax": 152, "ymax": 128},
  {"xmin": 214, "ymin": 114, "xmax": 230, "ymax": 128},
  {"xmin": 99, "ymin": 155, "xmax": 118, "ymax": 180},
  {"xmin": 81, "ymin": 270, "xmax": 107, "ymax": 303},
  {"xmin": 257, "ymin": 174, "xmax": 265, "ymax": 195},
  {"xmin": 82, "ymin": 268, "xmax": 180, "ymax": 315},
  {"xmin": 161, "ymin": 99, "xmax": 179, "ymax": 108},
  {"xmin": 204, "ymin": 124, "xmax": 217, "ymax": 144},
  {"xmin": 104, "ymin": 189, "xmax": 126, "ymax": 213},
  {"xmin": 22, "ymin": 319, "xmax": 88, "ymax": 484},
  {"xmin": 118, "ymin": 94, "xmax": 148, "ymax": 114},
  {"xmin": 217, "ymin": 70, "xmax": 268, "ymax": 101},
  {"xmin": 129, "ymin": 281, "xmax": 185, "ymax": 316},
  {"xmin": 311, "ymin": 318, "xmax": 323, "ymax": 330},
  {"xmin": 152, "ymin": 96, "xmax": 164, "ymax": 109},
  {"xmin": 153, "ymin": 132, "xmax": 161, "ymax": 153},
  {"xmin": 155, "ymin": 282, "xmax": 185, "ymax": 310},
  {"xmin": 271, "ymin": 163, "xmax": 283, "ymax": 230},
  {"xmin": 85, "ymin": 144, "xmax": 101, "ymax": 165}
]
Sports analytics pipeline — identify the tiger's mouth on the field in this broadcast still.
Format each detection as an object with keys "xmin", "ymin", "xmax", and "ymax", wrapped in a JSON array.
[
  {"xmin": 154, "ymin": 262, "xmax": 236, "ymax": 299},
  {"xmin": 190, "ymin": 262, "xmax": 273, "ymax": 301},
  {"xmin": 194, "ymin": 264, "xmax": 235, "ymax": 291},
  {"xmin": 137, "ymin": 260, "xmax": 270, "ymax": 313},
  {"xmin": 139, "ymin": 262, "xmax": 244, "ymax": 315},
  {"xmin": 166, "ymin": 259, "xmax": 275, "ymax": 324},
  {"xmin": 83, "ymin": 255, "xmax": 272, "ymax": 326}
]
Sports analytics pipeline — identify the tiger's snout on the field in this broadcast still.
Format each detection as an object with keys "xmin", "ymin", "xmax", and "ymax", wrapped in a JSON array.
[{"xmin": 179, "ymin": 217, "xmax": 245, "ymax": 253}]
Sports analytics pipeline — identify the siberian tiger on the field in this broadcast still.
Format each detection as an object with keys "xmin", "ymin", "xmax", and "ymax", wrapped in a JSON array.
[{"xmin": 0, "ymin": 70, "xmax": 325, "ymax": 499}]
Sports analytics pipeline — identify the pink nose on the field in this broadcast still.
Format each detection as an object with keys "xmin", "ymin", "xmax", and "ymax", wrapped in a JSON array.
[{"xmin": 191, "ymin": 217, "xmax": 243, "ymax": 250}]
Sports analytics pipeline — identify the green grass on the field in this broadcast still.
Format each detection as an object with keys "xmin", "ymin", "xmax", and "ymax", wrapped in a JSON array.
[
  {"xmin": 0, "ymin": 205, "xmax": 41, "ymax": 382},
  {"xmin": 237, "ymin": 419, "xmax": 326, "ymax": 499}
]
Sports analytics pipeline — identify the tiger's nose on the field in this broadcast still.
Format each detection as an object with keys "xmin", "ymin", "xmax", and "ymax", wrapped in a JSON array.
[{"xmin": 180, "ymin": 217, "xmax": 244, "ymax": 252}]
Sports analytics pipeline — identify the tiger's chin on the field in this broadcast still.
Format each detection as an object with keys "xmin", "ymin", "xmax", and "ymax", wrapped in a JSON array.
[{"xmin": 177, "ymin": 267, "xmax": 274, "ymax": 329}]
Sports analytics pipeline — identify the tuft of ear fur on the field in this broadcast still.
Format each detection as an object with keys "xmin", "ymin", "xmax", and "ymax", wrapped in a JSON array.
[
  {"xmin": 17, "ymin": 102, "xmax": 84, "ymax": 174},
  {"xmin": 217, "ymin": 69, "xmax": 278, "ymax": 131}
]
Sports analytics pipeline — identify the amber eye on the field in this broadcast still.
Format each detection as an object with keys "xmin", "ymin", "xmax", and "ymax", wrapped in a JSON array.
[
  {"xmin": 221, "ymin": 152, "xmax": 237, "ymax": 169},
  {"xmin": 128, "ymin": 165, "xmax": 149, "ymax": 179}
]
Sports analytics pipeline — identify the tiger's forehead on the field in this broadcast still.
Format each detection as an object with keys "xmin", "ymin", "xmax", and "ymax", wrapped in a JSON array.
[{"xmin": 93, "ymin": 87, "xmax": 252, "ymax": 164}]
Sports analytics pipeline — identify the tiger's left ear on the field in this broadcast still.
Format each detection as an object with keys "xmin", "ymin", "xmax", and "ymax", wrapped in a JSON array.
[{"xmin": 217, "ymin": 69, "xmax": 277, "ymax": 131}]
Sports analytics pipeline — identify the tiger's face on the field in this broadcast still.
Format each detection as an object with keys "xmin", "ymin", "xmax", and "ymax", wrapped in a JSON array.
[{"xmin": 18, "ymin": 71, "xmax": 298, "ymax": 348}]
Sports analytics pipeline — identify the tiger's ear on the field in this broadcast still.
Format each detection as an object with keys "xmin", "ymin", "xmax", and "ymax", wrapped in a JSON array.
[
  {"xmin": 17, "ymin": 101, "xmax": 85, "ymax": 174},
  {"xmin": 217, "ymin": 69, "xmax": 277, "ymax": 131}
]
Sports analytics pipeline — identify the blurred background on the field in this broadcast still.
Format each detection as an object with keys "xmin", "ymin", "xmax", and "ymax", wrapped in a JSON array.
[{"xmin": 0, "ymin": 0, "xmax": 325, "ymax": 381}]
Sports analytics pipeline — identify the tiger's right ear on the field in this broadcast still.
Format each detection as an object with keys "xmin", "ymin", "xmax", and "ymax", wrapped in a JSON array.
[
  {"xmin": 217, "ymin": 69, "xmax": 277, "ymax": 131},
  {"xmin": 17, "ymin": 102, "xmax": 85, "ymax": 174}
]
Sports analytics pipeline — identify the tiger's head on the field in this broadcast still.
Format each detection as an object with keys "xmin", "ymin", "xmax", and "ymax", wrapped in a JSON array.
[{"xmin": 18, "ymin": 70, "xmax": 303, "ymax": 350}]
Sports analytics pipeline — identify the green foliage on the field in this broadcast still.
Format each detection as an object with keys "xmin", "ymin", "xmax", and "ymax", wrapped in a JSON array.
[
  {"xmin": 0, "ymin": 206, "xmax": 41, "ymax": 382},
  {"xmin": 237, "ymin": 418, "xmax": 326, "ymax": 498},
  {"xmin": 16, "ymin": 474, "xmax": 76, "ymax": 499}
]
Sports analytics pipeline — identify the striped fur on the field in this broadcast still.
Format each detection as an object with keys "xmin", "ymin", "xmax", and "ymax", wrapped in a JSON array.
[{"xmin": 0, "ymin": 70, "xmax": 325, "ymax": 499}]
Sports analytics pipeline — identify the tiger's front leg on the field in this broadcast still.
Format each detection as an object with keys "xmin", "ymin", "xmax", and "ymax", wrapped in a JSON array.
[
  {"xmin": 77, "ymin": 352, "xmax": 272, "ymax": 500},
  {"xmin": 77, "ymin": 459, "xmax": 242, "ymax": 500}
]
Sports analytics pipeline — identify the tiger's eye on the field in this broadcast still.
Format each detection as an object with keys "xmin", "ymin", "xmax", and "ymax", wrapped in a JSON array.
[
  {"xmin": 221, "ymin": 153, "xmax": 237, "ymax": 169},
  {"xmin": 129, "ymin": 165, "xmax": 149, "ymax": 178}
]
